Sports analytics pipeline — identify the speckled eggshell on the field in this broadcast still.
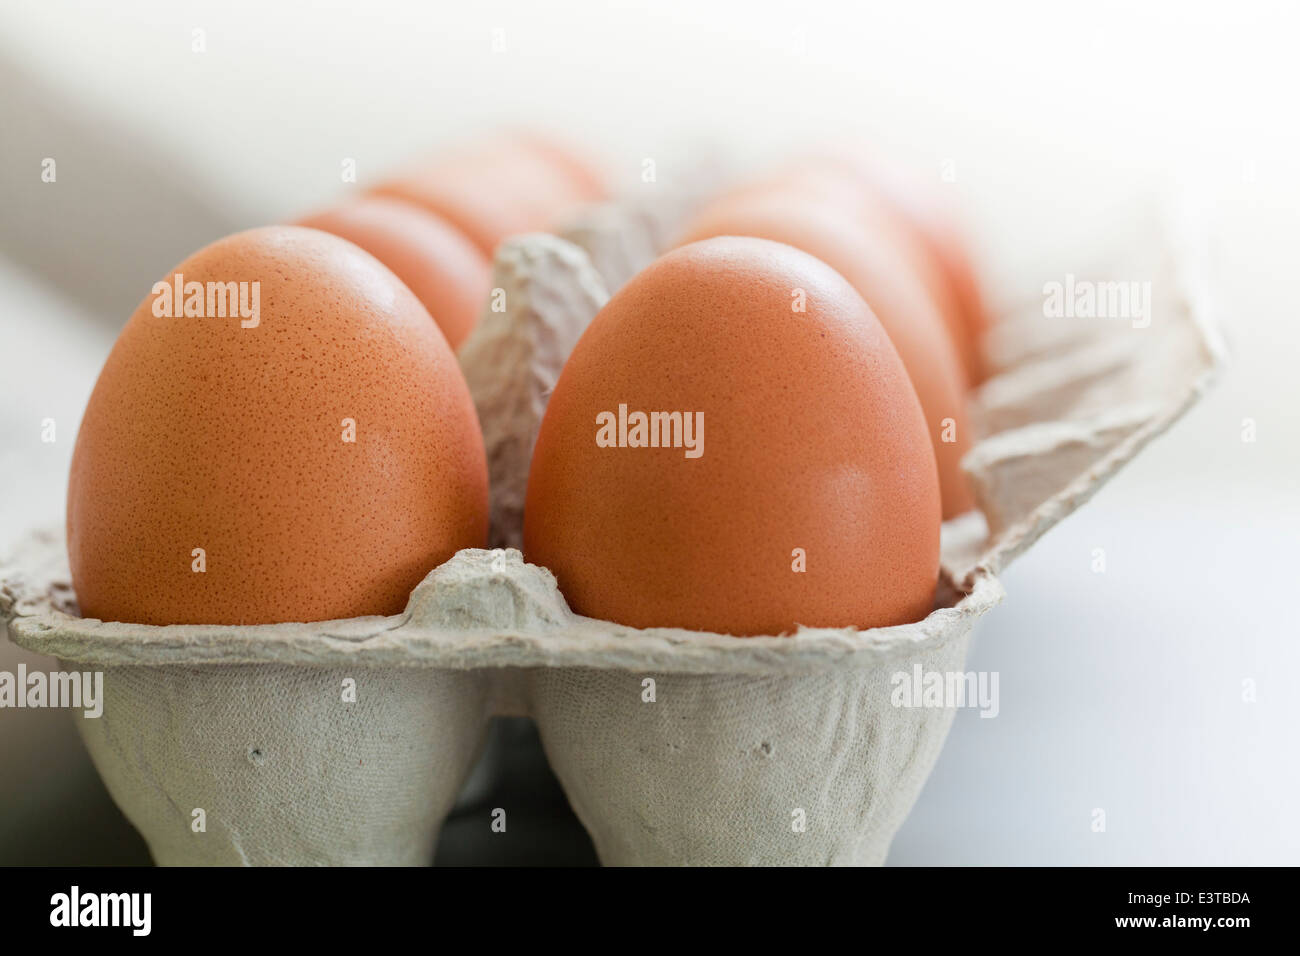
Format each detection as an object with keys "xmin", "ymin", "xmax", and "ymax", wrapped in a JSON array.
[
  {"xmin": 371, "ymin": 134, "xmax": 606, "ymax": 257},
  {"xmin": 67, "ymin": 226, "xmax": 489, "ymax": 626},
  {"xmin": 678, "ymin": 189, "xmax": 976, "ymax": 519},
  {"xmin": 297, "ymin": 197, "xmax": 492, "ymax": 350},
  {"xmin": 523, "ymin": 236, "xmax": 940, "ymax": 637}
]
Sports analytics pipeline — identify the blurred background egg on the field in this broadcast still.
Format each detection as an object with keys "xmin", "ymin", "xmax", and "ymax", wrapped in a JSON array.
[
  {"xmin": 678, "ymin": 184, "xmax": 976, "ymax": 518},
  {"xmin": 371, "ymin": 132, "xmax": 607, "ymax": 257},
  {"xmin": 297, "ymin": 197, "xmax": 491, "ymax": 349},
  {"xmin": 67, "ymin": 225, "xmax": 488, "ymax": 626},
  {"xmin": 512, "ymin": 130, "xmax": 610, "ymax": 205},
  {"xmin": 794, "ymin": 150, "xmax": 993, "ymax": 378},
  {"xmin": 524, "ymin": 236, "xmax": 940, "ymax": 636}
]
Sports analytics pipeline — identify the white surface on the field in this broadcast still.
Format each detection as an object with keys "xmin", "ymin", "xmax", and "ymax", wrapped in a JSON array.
[
  {"xmin": 0, "ymin": 258, "xmax": 112, "ymax": 542},
  {"xmin": 895, "ymin": 450, "xmax": 1300, "ymax": 865}
]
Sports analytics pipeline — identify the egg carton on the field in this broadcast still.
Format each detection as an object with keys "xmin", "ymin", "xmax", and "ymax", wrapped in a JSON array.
[{"xmin": 0, "ymin": 204, "xmax": 1224, "ymax": 866}]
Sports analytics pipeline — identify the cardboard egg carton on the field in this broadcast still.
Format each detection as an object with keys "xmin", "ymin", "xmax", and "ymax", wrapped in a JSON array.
[{"xmin": 0, "ymin": 201, "xmax": 1225, "ymax": 866}]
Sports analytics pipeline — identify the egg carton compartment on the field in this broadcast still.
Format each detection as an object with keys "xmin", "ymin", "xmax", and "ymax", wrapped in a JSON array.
[{"xmin": 1, "ymin": 205, "xmax": 1224, "ymax": 866}]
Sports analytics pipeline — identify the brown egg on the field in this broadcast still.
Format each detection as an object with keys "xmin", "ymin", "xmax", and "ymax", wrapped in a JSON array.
[
  {"xmin": 524, "ymin": 237, "xmax": 940, "ymax": 636},
  {"xmin": 67, "ymin": 226, "xmax": 489, "ymax": 626},
  {"xmin": 296, "ymin": 197, "xmax": 491, "ymax": 350},
  {"xmin": 371, "ymin": 133, "xmax": 606, "ymax": 257},
  {"xmin": 793, "ymin": 152, "xmax": 992, "ymax": 375},
  {"xmin": 513, "ymin": 130, "xmax": 609, "ymax": 203},
  {"xmin": 716, "ymin": 162, "xmax": 983, "ymax": 386},
  {"xmin": 678, "ymin": 188, "xmax": 976, "ymax": 519}
]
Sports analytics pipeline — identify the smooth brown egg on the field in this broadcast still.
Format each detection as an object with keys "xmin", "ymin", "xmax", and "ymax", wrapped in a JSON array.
[
  {"xmin": 513, "ymin": 130, "xmax": 609, "ymax": 203},
  {"xmin": 790, "ymin": 152, "xmax": 992, "ymax": 377},
  {"xmin": 677, "ymin": 187, "xmax": 976, "ymax": 519},
  {"xmin": 67, "ymin": 226, "xmax": 488, "ymax": 626},
  {"xmin": 371, "ymin": 133, "xmax": 606, "ymax": 257},
  {"xmin": 297, "ymin": 197, "xmax": 491, "ymax": 350},
  {"xmin": 524, "ymin": 237, "xmax": 940, "ymax": 636}
]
